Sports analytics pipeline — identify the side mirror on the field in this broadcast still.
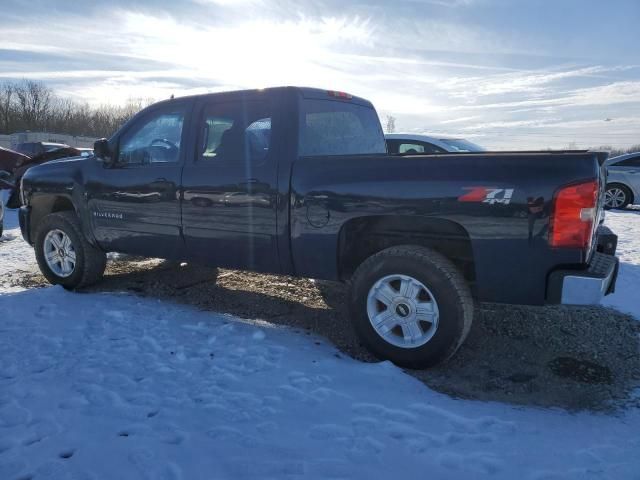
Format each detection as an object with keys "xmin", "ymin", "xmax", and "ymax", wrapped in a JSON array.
[{"xmin": 94, "ymin": 139, "xmax": 115, "ymax": 167}]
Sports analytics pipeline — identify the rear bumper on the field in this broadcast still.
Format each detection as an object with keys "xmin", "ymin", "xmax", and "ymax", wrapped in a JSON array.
[
  {"xmin": 546, "ymin": 226, "xmax": 619, "ymax": 305},
  {"xmin": 19, "ymin": 205, "xmax": 32, "ymax": 245}
]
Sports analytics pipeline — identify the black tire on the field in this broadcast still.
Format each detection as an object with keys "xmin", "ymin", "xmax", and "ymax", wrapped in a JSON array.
[
  {"xmin": 34, "ymin": 211, "xmax": 107, "ymax": 289},
  {"xmin": 604, "ymin": 184, "xmax": 632, "ymax": 210},
  {"xmin": 349, "ymin": 245, "xmax": 473, "ymax": 368}
]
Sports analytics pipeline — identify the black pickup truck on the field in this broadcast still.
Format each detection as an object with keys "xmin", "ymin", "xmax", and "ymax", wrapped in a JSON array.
[{"xmin": 18, "ymin": 87, "xmax": 619, "ymax": 367}]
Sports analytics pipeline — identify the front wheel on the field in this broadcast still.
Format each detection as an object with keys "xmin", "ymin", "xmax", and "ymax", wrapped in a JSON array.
[
  {"xmin": 349, "ymin": 246, "xmax": 474, "ymax": 368},
  {"xmin": 604, "ymin": 184, "xmax": 631, "ymax": 209},
  {"xmin": 34, "ymin": 211, "xmax": 107, "ymax": 289}
]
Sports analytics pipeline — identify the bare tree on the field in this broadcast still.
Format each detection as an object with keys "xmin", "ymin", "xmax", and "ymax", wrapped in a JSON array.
[
  {"xmin": 593, "ymin": 145, "xmax": 640, "ymax": 157},
  {"xmin": 14, "ymin": 80, "xmax": 52, "ymax": 130},
  {"xmin": 0, "ymin": 80, "xmax": 152, "ymax": 138},
  {"xmin": 626, "ymin": 144, "xmax": 640, "ymax": 154},
  {"xmin": 0, "ymin": 82, "xmax": 15, "ymax": 133},
  {"xmin": 385, "ymin": 115, "xmax": 396, "ymax": 134},
  {"xmin": 5, "ymin": 79, "xmax": 636, "ymax": 156}
]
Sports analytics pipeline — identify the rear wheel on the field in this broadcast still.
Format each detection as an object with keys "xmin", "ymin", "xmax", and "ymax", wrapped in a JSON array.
[
  {"xmin": 34, "ymin": 212, "xmax": 107, "ymax": 289},
  {"xmin": 349, "ymin": 245, "xmax": 473, "ymax": 368},
  {"xmin": 604, "ymin": 184, "xmax": 631, "ymax": 209}
]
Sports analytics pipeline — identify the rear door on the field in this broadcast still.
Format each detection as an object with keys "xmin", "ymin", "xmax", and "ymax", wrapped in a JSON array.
[{"xmin": 180, "ymin": 94, "xmax": 280, "ymax": 272}]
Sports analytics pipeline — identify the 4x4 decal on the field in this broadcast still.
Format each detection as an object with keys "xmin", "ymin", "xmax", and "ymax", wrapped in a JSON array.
[{"xmin": 459, "ymin": 187, "xmax": 515, "ymax": 205}]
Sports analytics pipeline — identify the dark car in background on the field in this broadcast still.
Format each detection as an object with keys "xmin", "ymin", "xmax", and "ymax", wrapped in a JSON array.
[
  {"xmin": 0, "ymin": 146, "xmax": 30, "ymax": 175},
  {"xmin": 5, "ymin": 145, "xmax": 82, "ymax": 208},
  {"xmin": 14, "ymin": 141, "xmax": 70, "ymax": 158}
]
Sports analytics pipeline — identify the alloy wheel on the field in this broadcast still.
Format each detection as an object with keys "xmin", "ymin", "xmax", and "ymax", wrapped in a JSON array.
[
  {"xmin": 43, "ymin": 229, "xmax": 77, "ymax": 277},
  {"xmin": 604, "ymin": 188, "xmax": 627, "ymax": 209},
  {"xmin": 366, "ymin": 274, "xmax": 440, "ymax": 349}
]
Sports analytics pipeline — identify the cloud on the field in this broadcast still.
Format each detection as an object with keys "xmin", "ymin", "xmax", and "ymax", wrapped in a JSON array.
[
  {"xmin": 405, "ymin": 0, "xmax": 479, "ymax": 5},
  {"xmin": 439, "ymin": 66, "xmax": 611, "ymax": 98},
  {"xmin": 0, "ymin": 0, "xmax": 638, "ymax": 150},
  {"xmin": 446, "ymin": 80, "xmax": 640, "ymax": 111},
  {"xmin": 439, "ymin": 115, "xmax": 481, "ymax": 124}
]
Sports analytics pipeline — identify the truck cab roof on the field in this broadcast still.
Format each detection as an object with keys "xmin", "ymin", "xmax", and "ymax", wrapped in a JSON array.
[{"xmin": 157, "ymin": 86, "xmax": 374, "ymax": 108}]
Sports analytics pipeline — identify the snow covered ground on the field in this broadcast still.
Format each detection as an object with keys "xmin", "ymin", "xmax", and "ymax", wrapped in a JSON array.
[
  {"xmin": 1, "ymin": 205, "xmax": 639, "ymax": 480},
  {"xmin": 603, "ymin": 207, "xmax": 640, "ymax": 319}
]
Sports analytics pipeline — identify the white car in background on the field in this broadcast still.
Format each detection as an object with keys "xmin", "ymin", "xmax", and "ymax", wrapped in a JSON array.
[
  {"xmin": 385, "ymin": 133, "xmax": 485, "ymax": 154},
  {"xmin": 604, "ymin": 152, "xmax": 640, "ymax": 209}
]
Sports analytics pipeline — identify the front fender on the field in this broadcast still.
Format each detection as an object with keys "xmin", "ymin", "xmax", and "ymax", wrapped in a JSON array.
[{"xmin": 22, "ymin": 162, "xmax": 97, "ymax": 247}]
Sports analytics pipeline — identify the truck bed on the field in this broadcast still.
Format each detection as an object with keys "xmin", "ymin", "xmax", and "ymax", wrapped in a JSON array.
[{"xmin": 290, "ymin": 150, "xmax": 605, "ymax": 305}]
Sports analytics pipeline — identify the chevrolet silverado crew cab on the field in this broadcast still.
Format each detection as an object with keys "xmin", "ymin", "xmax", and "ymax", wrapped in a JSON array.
[{"xmin": 18, "ymin": 87, "xmax": 619, "ymax": 367}]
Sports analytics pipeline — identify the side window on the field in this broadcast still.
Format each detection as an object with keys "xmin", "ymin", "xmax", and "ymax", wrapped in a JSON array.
[
  {"xmin": 202, "ymin": 117, "xmax": 234, "ymax": 159},
  {"xmin": 200, "ymin": 100, "xmax": 272, "ymax": 165},
  {"xmin": 617, "ymin": 156, "xmax": 640, "ymax": 167},
  {"xmin": 399, "ymin": 143, "xmax": 425, "ymax": 154},
  {"xmin": 118, "ymin": 108, "xmax": 185, "ymax": 165},
  {"xmin": 421, "ymin": 142, "xmax": 447, "ymax": 154}
]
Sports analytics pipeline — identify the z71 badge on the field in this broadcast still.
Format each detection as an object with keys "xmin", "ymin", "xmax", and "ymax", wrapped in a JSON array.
[{"xmin": 459, "ymin": 187, "xmax": 515, "ymax": 205}]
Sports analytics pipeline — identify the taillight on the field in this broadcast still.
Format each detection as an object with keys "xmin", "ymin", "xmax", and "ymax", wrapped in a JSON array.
[{"xmin": 549, "ymin": 180, "xmax": 598, "ymax": 249}]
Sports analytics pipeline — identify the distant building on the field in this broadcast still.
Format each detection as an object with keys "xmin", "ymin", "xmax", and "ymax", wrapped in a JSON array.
[{"xmin": 0, "ymin": 132, "xmax": 97, "ymax": 150}]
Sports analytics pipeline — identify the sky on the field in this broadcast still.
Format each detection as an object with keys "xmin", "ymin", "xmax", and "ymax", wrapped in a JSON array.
[{"xmin": 0, "ymin": 0, "xmax": 639, "ymax": 150}]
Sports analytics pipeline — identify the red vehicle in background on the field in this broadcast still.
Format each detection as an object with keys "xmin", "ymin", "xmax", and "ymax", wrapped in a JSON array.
[
  {"xmin": 0, "ymin": 146, "xmax": 30, "ymax": 174},
  {"xmin": 0, "ymin": 142, "xmax": 82, "ymax": 209}
]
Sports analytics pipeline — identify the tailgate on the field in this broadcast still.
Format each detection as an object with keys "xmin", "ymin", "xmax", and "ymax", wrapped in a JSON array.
[{"xmin": 591, "ymin": 151, "xmax": 610, "ymax": 260}]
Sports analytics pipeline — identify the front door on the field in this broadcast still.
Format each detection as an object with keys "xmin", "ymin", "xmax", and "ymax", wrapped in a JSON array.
[
  {"xmin": 86, "ymin": 102, "xmax": 189, "ymax": 258},
  {"xmin": 181, "ymin": 97, "xmax": 279, "ymax": 272}
]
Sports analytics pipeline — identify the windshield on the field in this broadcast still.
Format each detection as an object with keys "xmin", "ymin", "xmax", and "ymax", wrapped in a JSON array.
[{"xmin": 439, "ymin": 138, "xmax": 485, "ymax": 152}]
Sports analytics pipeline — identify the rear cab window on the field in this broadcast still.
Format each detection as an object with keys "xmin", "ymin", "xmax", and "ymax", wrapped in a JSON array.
[{"xmin": 298, "ymin": 94, "xmax": 387, "ymax": 157}]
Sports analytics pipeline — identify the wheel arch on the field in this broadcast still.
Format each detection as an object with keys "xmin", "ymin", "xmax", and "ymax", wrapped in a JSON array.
[
  {"xmin": 30, "ymin": 194, "xmax": 77, "ymax": 241},
  {"xmin": 337, "ymin": 215, "xmax": 476, "ymax": 291},
  {"xmin": 606, "ymin": 182, "xmax": 634, "ymax": 205}
]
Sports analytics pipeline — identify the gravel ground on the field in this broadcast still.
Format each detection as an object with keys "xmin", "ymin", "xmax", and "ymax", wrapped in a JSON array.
[{"xmin": 11, "ymin": 256, "xmax": 640, "ymax": 412}]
